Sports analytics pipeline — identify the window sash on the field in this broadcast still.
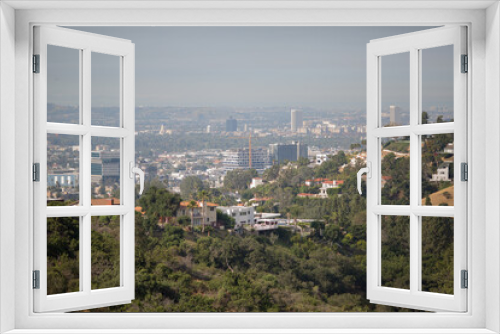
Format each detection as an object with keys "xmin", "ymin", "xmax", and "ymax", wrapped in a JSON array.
[
  {"xmin": 366, "ymin": 26, "xmax": 467, "ymax": 312},
  {"xmin": 33, "ymin": 25, "xmax": 136, "ymax": 313}
]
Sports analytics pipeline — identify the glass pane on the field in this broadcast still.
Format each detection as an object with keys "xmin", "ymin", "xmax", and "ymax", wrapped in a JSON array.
[
  {"xmin": 421, "ymin": 45, "xmax": 454, "ymax": 124},
  {"xmin": 421, "ymin": 217, "xmax": 454, "ymax": 294},
  {"xmin": 381, "ymin": 52, "xmax": 410, "ymax": 127},
  {"xmin": 47, "ymin": 45, "xmax": 80, "ymax": 124},
  {"xmin": 47, "ymin": 134, "xmax": 80, "ymax": 206},
  {"xmin": 381, "ymin": 215, "xmax": 410, "ymax": 290},
  {"xmin": 92, "ymin": 52, "xmax": 120, "ymax": 127},
  {"xmin": 91, "ymin": 137, "xmax": 121, "ymax": 204},
  {"xmin": 91, "ymin": 215, "xmax": 120, "ymax": 289},
  {"xmin": 47, "ymin": 216, "xmax": 80, "ymax": 295},
  {"xmin": 421, "ymin": 133, "xmax": 454, "ymax": 206},
  {"xmin": 381, "ymin": 137, "xmax": 410, "ymax": 205}
]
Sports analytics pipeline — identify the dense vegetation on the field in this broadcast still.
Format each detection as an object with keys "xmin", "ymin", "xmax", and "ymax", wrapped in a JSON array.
[{"xmin": 46, "ymin": 136, "xmax": 454, "ymax": 312}]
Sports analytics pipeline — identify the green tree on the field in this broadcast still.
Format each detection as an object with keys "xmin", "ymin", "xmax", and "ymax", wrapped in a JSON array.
[
  {"xmin": 138, "ymin": 186, "xmax": 181, "ymax": 232},
  {"xmin": 217, "ymin": 210, "xmax": 236, "ymax": 229},
  {"xmin": 186, "ymin": 200, "xmax": 198, "ymax": 233},
  {"xmin": 224, "ymin": 169, "xmax": 258, "ymax": 191},
  {"xmin": 198, "ymin": 190, "xmax": 210, "ymax": 233},
  {"xmin": 180, "ymin": 176, "xmax": 204, "ymax": 199}
]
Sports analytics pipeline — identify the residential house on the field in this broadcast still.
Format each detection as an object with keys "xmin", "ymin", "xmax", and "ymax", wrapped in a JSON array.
[
  {"xmin": 217, "ymin": 205, "xmax": 255, "ymax": 227},
  {"xmin": 177, "ymin": 200, "xmax": 218, "ymax": 226},
  {"xmin": 319, "ymin": 180, "xmax": 345, "ymax": 198},
  {"xmin": 431, "ymin": 163, "xmax": 452, "ymax": 182}
]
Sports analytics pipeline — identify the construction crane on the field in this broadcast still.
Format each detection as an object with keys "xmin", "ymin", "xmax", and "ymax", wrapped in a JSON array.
[{"xmin": 229, "ymin": 133, "xmax": 253, "ymax": 168}]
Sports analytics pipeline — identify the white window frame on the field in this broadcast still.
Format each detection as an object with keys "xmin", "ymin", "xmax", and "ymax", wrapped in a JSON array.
[
  {"xmin": 366, "ymin": 26, "xmax": 467, "ymax": 312},
  {"xmin": 1, "ymin": 1, "xmax": 499, "ymax": 333},
  {"xmin": 33, "ymin": 26, "xmax": 136, "ymax": 313}
]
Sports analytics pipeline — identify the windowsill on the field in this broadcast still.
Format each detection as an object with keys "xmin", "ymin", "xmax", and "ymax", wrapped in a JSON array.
[{"xmin": 3, "ymin": 329, "xmax": 498, "ymax": 334}]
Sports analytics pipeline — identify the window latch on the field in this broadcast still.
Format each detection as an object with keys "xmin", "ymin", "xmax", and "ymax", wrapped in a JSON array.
[
  {"xmin": 357, "ymin": 162, "xmax": 371, "ymax": 195},
  {"xmin": 129, "ymin": 162, "xmax": 145, "ymax": 195}
]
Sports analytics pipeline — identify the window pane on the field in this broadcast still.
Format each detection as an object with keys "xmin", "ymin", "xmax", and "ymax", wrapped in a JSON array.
[
  {"xmin": 92, "ymin": 52, "xmax": 120, "ymax": 127},
  {"xmin": 47, "ymin": 134, "xmax": 80, "ymax": 206},
  {"xmin": 47, "ymin": 216, "xmax": 80, "ymax": 295},
  {"xmin": 381, "ymin": 137, "xmax": 410, "ymax": 205},
  {"xmin": 421, "ymin": 45, "xmax": 454, "ymax": 124},
  {"xmin": 91, "ymin": 215, "xmax": 120, "ymax": 290},
  {"xmin": 421, "ymin": 217, "xmax": 454, "ymax": 294},
  {"xmin": 381, "ymin": 215, "xmax": 410, "ymax": 290},
  {"xmin": 91, "ymin": 137, "xmax": 121, "ymax": 204},
  {"xmin": 381, "ymin": 52, "xmax": 409, "ymax": 127},
  {"xmin": 47, "ymin": 45, "xmax": 80, "ymax": 124},
  {"xmin": 421, "ymin": 134, "xmax": 454, "ymax": 206}
]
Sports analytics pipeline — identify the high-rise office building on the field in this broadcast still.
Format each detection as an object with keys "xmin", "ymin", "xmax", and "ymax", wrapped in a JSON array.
[
  {"xmin": 291, "ymin": 109, "xmax": 303, "ymax": 132},
  {"xmin": 226, "ymin": 117, "xmax": 238, "ymax": 132},
  {"xmin": 269, "ymin": 142, "xmax": 308, "ymax": 165},
  {"xmin": 91, "ymin": 150, "xmax": 120, "ymax": 183},
  {"xmin": 223, "ymin": 148, "xmax": 269, "ymax": 171},
  {"xmin": 389, "ymin": 105, "xmax": 402, "ymax": 125}
]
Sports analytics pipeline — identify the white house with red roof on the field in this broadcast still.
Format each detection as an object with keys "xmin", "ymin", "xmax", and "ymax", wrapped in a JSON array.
[{"xmin": 319, "ymin": 180, "xmax": 345, "ymax": 198}]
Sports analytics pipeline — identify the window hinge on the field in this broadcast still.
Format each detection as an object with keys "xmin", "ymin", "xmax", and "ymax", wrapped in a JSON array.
[
  {"xmin": 461, "ymin": 54, "xmax": 468, "ymax": 73},
  {"xmin": 33, "ymin": 54, "xmax": 40, "ymax": 73},
  {"xmin": 461, "ymin": 162, "xmax": 468, "ymax": 182},
  {"xmin": 33, "ymin": 270, "xmax": 40, "ymax": 289},
  {"xmin": 461, "ymin": 270, "xmax": 468, "ymax": 289},
  {"xmin": 33, "ymin": 163, "xmax": 40, "ymax": 182}
]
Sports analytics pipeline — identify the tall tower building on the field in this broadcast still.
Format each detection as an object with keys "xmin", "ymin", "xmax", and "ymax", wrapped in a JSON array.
[
  {"xmin": 291, "ymin": 109, "xmax": 303, "ymax": 132},
  {"xmin": 389, "ymin": 105, "xmax": 402, "ymax": 125},
  {"xmin": 226, "ymin": 117, "xmax": 237, "ymax": 132}
]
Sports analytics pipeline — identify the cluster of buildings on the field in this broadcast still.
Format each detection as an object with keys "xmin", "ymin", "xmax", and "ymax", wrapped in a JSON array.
[
  {"xmin": 173, "ymin": 200, "xmax": 280, "ymax": 232},
  {"xmin": 47, "ymin": 144, "xmax": 121, "ymax": 201}
]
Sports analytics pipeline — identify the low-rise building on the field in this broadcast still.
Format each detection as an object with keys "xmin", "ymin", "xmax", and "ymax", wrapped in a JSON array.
[
  {"xmin": 249, "ymin": 177, "xmax": 264, "ymax": 189},
  {"xmin": 431, "ymin": 163, "xmax": 452, "ymax": 182},
  {"xmin": 297, "ymin": 193, "xmax": 321, "ymax": 199},
  {"xmin": 178, "ymin": 200, "xmax": 218, "ymax": 226},
  {"xmin": 319, "ymin": 180, "xmax": 345, "ymax": 198},
  {"xmin": 315, "ymin": 154, "xmax": 329, "ymax": 165},
  {"xmin": 217, "ymin": 205, "xmax": 255, "ymax": 227},
  {"xmin": 249, "ymin": 197, "xmax": 273, "ymax": 206},
  {"xmin": 305, "ymin": 178, "xmax": 328, "ymax": 187}
]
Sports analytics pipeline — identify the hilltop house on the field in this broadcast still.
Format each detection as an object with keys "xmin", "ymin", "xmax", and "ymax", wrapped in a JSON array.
[
  {"xmin": 431, "ymin": 163, "xmax": 452, "ymax": 182},
  {"xmin": 217, "ymin": 205, "xmax": 255, "ymax": 227},
  {"xmin": 177, "ymin": 200, "xmax": 218, "ymax": 226},
  {"xmin": 319, "ymin": 180, "xmax": 345, "ymax": 198}
]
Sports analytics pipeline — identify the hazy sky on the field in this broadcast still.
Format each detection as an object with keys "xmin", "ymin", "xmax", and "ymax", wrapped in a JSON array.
[{"xmin": 47, "ymin": 26, "xmax": 453, "ymax": 110}]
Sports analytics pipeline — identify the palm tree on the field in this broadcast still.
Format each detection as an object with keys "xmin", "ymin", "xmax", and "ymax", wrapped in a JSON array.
[
  {"xmin": 290, "ymin": 205, "xmax": 302, "ymax": 234},
  {"xmin": 198, "ymin": 190, "xmax": 210, "ymax": 233},
  {"xmin": 186, "ymin": 200, "xmax": 198, "ymax": 233}
]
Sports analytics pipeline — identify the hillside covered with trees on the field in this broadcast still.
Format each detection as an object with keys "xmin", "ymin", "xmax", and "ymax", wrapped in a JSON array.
[{"xmin": 47, "ymin": 138, "xmax": 453, "ymax": 312}]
